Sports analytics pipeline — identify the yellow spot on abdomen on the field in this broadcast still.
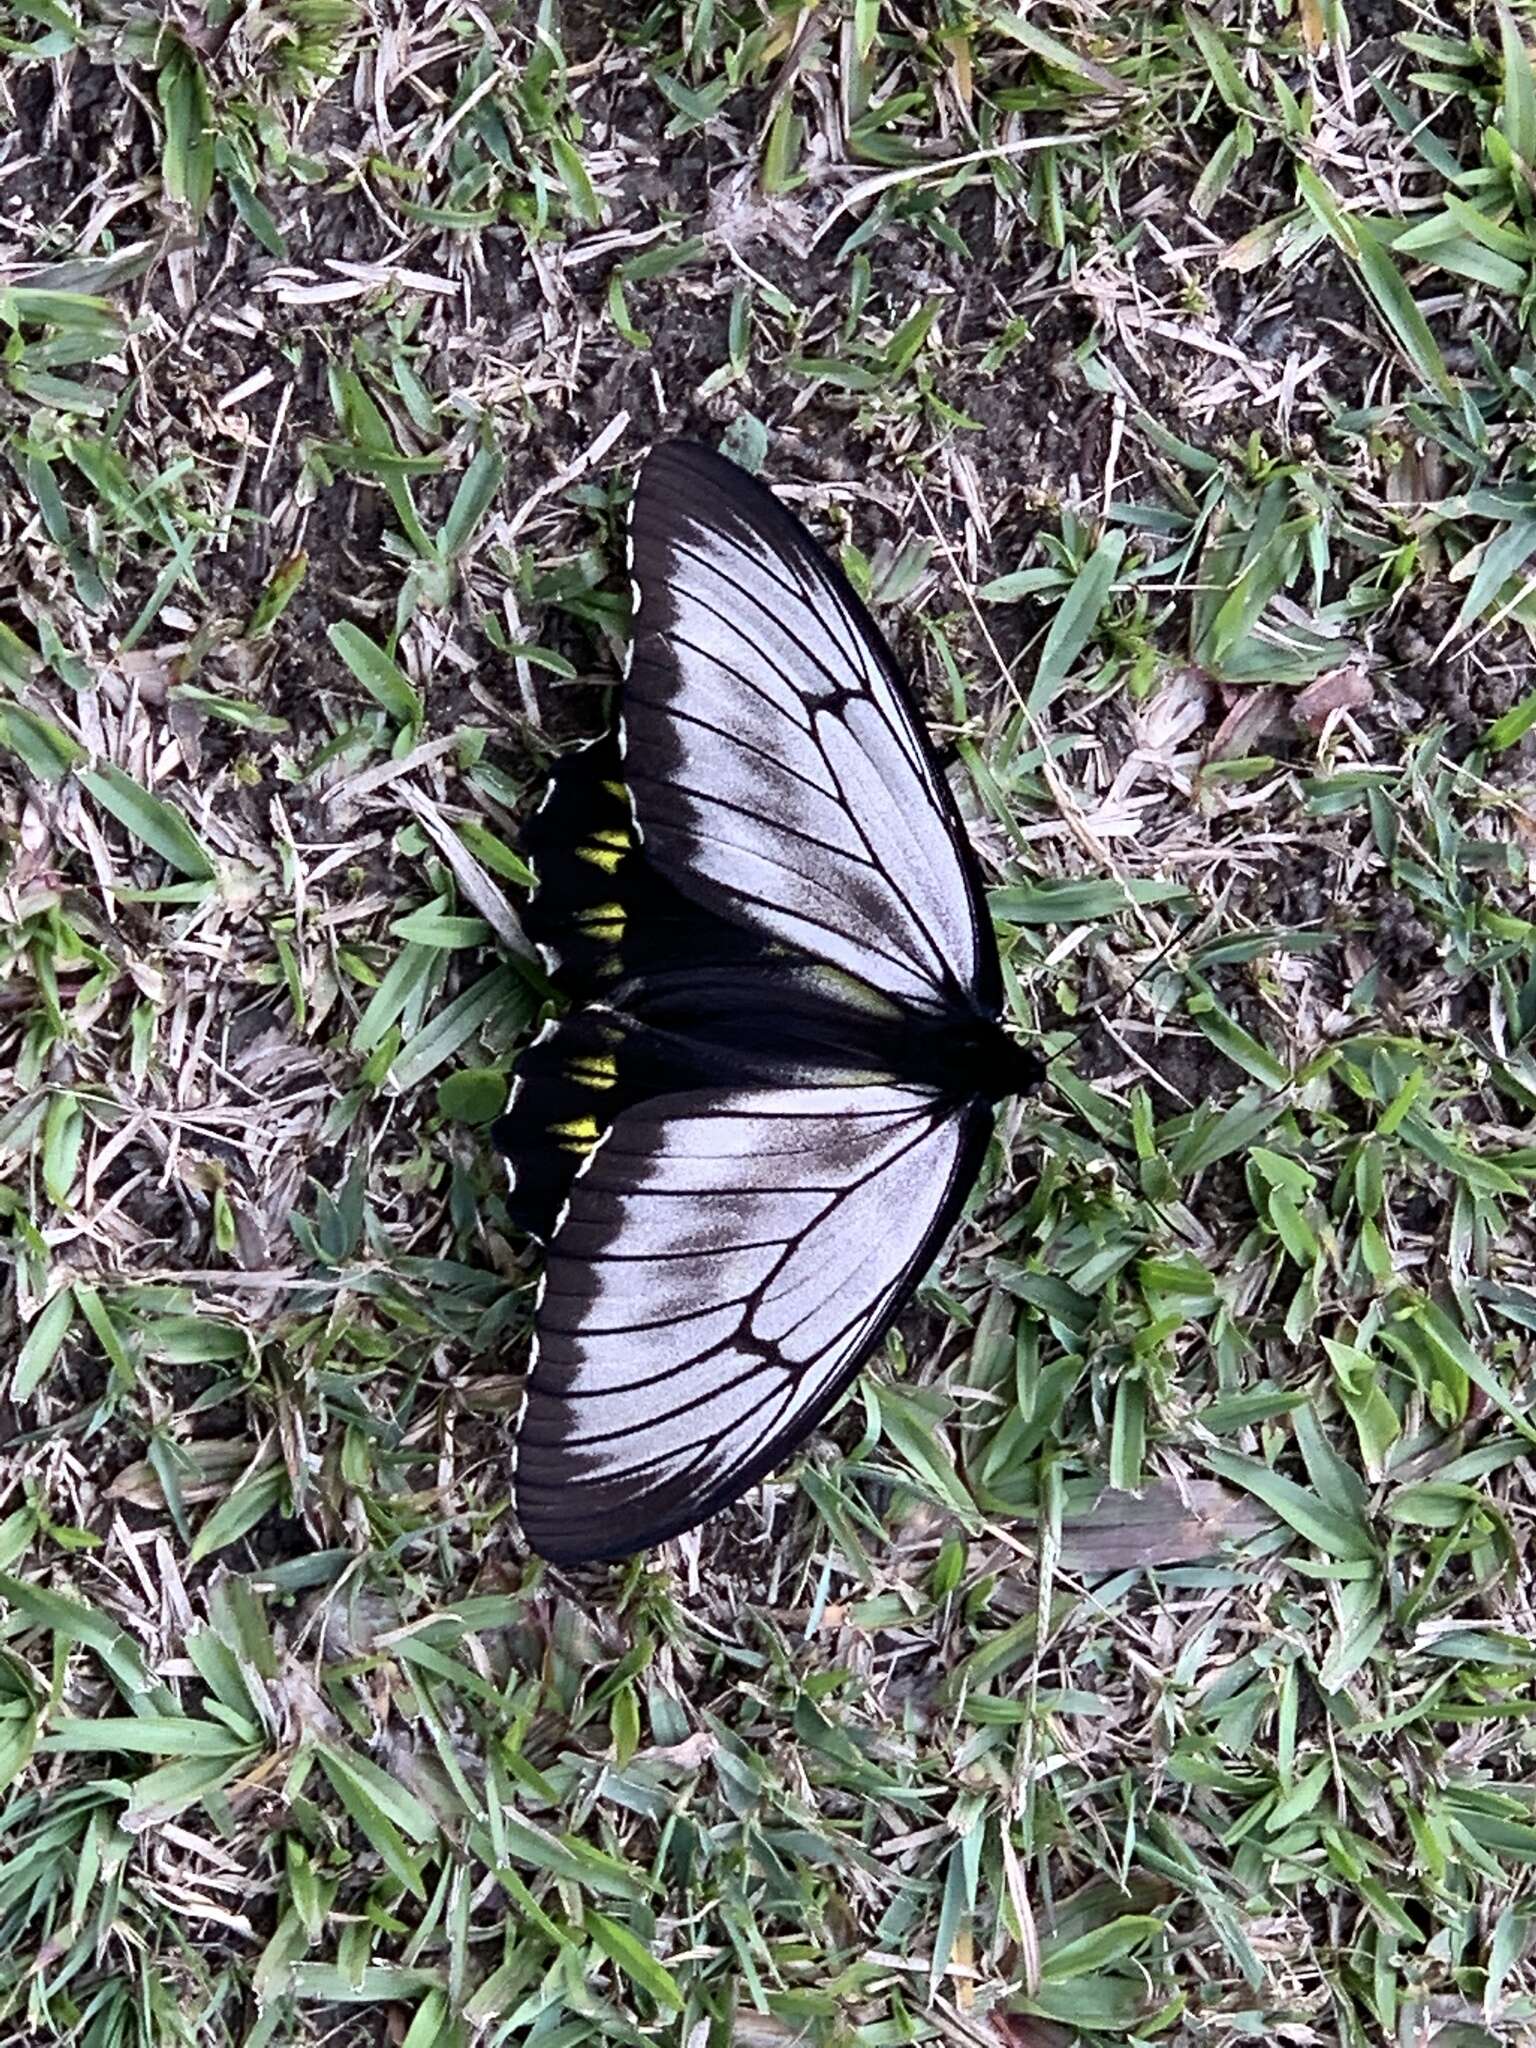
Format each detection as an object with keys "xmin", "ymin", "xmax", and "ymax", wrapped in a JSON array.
[
  {"xmin": 568, "ymin": 1053, "xmax": 618, "ymax": 1088},
  {"xmin": 576, "ymin": 844, "xmax": 623, "ymax": 873},
  {"xmin": 550, "ymin": 1113, "xmax": 601, "ymax": 1151}
]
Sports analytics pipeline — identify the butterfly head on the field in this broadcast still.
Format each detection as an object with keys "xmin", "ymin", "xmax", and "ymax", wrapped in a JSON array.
[{"xmin": 935, "ymin": 1012, "xmax": 1045, "ymax": 1102}]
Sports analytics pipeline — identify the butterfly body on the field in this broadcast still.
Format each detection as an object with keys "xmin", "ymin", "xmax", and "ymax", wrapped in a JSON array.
[
  {"xmin": 496, "ymin": 440, "xmax": 1039, "ymax": 1564},
  {"xmin": 600, "ymin": 963, "xmax": 1032, "ymax": 1100}
]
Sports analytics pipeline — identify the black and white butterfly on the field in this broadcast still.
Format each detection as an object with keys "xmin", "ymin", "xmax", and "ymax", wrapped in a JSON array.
[{"xmin": 495, "ymin": 439, "xmax": 1041, "ymax": 1564}]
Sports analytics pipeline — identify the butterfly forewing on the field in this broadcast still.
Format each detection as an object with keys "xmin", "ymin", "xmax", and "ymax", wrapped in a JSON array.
[
  {"xmin": 517, "ymin": 1084, "xmax": 991, "ymax": 1563},
  {"xmin": 625, "ymin": 442, "xmax": 1000, "ymax": 1015}
]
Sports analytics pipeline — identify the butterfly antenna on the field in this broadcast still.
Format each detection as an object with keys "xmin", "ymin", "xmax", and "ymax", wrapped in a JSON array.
[
  {"xmin": 1048, "ymin": 913, "xmax": 1193, "ymax": 1055},
  {"xmin": 902, "ymin": 455, "xmax": 1213, "ymax": 1099}
]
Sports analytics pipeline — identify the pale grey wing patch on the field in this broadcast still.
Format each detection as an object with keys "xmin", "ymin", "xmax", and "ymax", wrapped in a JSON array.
[
  {"xmin": 635, "ymin": 710, "xmax": 868, "ymax": 859},
  {"xmin": 625, "ymin": 454, "xmax": 992, "ymax": 1010},
  {"xmin": 515, "ymin": 1084, "xmax": 980, "ymax": 1563},
  {"xmin": 536, "ymin": 1300, "xmax": 745, "ymax": 1374},
  {"xmin": 666, "ymin": 570, "xmax": 819, "ymax": 729},
  {"xmin": 818, "ymin": 707, "xmax": 965, "ymax": 980},
  {"xmin": 752, "ymin": 1129, "xmax": 953, "ymax": 1342},
  {"xmin": 637, "ymin": 812, "xmax": 943, "ymax": 1006},
  {"xmin": 542, "ymin": 1237, "xmax": 784, "ymax": 1333},
  {"xmin": 553, "ymin": 1186, "xmax": 836, "ymax": 1261}
]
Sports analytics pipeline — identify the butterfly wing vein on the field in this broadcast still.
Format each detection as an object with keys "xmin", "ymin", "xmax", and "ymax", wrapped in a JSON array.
[{"xmin": 625, "ymin": 443, "xmax": 999, "ymax": 1015}]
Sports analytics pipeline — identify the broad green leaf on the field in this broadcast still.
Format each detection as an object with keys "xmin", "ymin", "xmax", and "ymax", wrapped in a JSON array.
[
  {"xmin": 245, "ymin": 552, "xmax": 307, "ymax": 640},
  {"xmin": 0, "ymin": 618, "xmax": 41, "ymax": 687},
  {"xmin": 0, "ymin": 1570, "xmax": 153, "ymax": 1694},
  {"xmin": 156, "ymin": 44, "xmax": 215, "ymax": 219},
  {"xmin": 123, "ymin": 1751, "xmax": 252, "ymax": 1830},
  {"xmin": 1023, "ymin": 1975, "xmax": 1161, "ymax": 2028},
  {"xmin": 136, "ymin": 1315, "xmax": 248, "ymax": 1364},
  {"xmin": 327, "ymin": 621, "xmax": 424, "ymax": 726},
  {"xmin": 1404, "ymin": 1298, "xmax": 1536, "ymax": 1445},
  {"xmin": 223, "ymin": 169, "xmax": 287, "ymax": 257},
  {"xmin": 1039, "ymin": 1912, "xmax": 1165, "ymax": 1981},
  {"xmin": 189, "ymin": 1464, "xmax": 286, "ymax": 1564},
  {"xmin": 1451, "ymin": 519, "xmax": 1536, "ymax": 633},
  {"xmin": 1183, "ymin": 5, "xmax": 1260, "ymax": 113},
  {"xmin": 496, "ymin": 1812, "xmax": 646, "ymax": 1897},
  {"xmin": 1028, "ymin": 530, "xmax": 1127, "ymax": 712},
  {"xmin": 607, "ymin": 271, "xmax": 649, "ymax": 348},
  {"xmin": 1486, "ymin": 688, "xmax": 1536, "ymax": 750},
  {"xmin": 2, "ymin": 0, "xmax": 81, "ymax": 47},
  {"xmin": 548, "ymin": 134, "xmax": 602, "ymax": 226},
  {"xmin": 1294, "ymin": 166, "xmax": 1450, "ymax": 394},
  {"xmin": 352, "ymin": 942, "xmax": 438, "ymax": 1057},
  {"xmin": 14, "ymin": 1286, "xmax": 75, "ymax": 1402},
  {"xmin": 991, "ymin": 9, "xmax": 1125, "ymax": 91},
  {"xmin": 170, "ymin": 685, "xmax": 288, "ymax": 733},
  {"xmin": 785, "ymin": 353, "xmax": 882, "ymax": 391},
  {"xmin": 0, "ymin": 703, "xmax": 83, "ymax": 781},
  {"xmin": 440, "ymin": 447, "xmax": 505, "ymax": 560},
  {"xmin": 401, "ymin": 1992, "xmax": 462, "ymax": 2048},
  {"xmin": 1188, "ymin": 994, "xmax": 1291, "ymax": 1088},
  {"xmin": 1324, "ymin": 1337, "xmax": 1401, "ymax": 1478},
  {"xmin": 437, "ymin": 1068, "xmax": 509, "ymax": 1124},
  {"xmin": 1204, "ymin": 1450, "xmax": 1375, "ymax": 1559},
  {"xmin": 0, "ymin": 1650, "xmax": 39, "ymax": 1793},
  {"xmin": 42, "ymin": 1090, "xmax": 82, "ymax": 1207},
  {"xmin": 41, "ymin": 1715, "xmax": 253, "ymax": 1757},
  {"xmin": 312, "ymin": 1746, "xmax": 429, "ymax": 1899},
  {"xmin": 315, "ymin": 1740, "xmax": 437, "ymax": 1841},
  {"xmin": 1499, "ymin": 2, "xmax": 1536, "ymax": 163},
  {"xmin": 1355, "ymin": 232, "xmax": 1453, "ymax": 396},
  {"xmin": 874, "ymin": 1386, "xmax": 976, "ymax": 1521},
  {"xmin": 78, "ymin": 763, "xmax": 215, "ymax": 878},
  {"xmin": 585, "ymin": 1910, "xmax": 684, "ymax": 2012},
  {"xmin": 978, "ymin": 566, "xmax": 1067, "ymax": 603},
  {"xmin": 389, "ymin": 907, "xmax": 492, "ymax": 949},
  {"xmin": 882, "ymin": 296, "xmax": 942, "ymax": 379},
  {"xmin": 390, "ymin": 967, "xmax": 530, "ymax": 1092},
  {"xmin": 991, "ymin": 878, "xmax": 1187, "ymax": 925}
]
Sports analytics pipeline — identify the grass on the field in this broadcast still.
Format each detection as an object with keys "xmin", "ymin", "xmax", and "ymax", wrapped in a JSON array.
[{"xmin": 2, "ymin": 0, "xmax": 1536, "ymax": 2043}]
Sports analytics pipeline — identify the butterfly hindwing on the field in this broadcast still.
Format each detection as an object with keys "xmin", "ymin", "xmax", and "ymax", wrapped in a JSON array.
[
  {"xmin": 516, "ymin": 1083, "xmax": 993, "ymax": 1562},
  {"xmin": 495, "ymin": 998, "xmax": 817, "ymax": 1243}
]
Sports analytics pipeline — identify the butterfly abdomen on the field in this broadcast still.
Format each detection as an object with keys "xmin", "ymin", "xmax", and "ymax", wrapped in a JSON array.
[
  {"xmin": 494, "ymin": 1010, "xmax": 630, "ymax": 1242},
  {"xmin": 521, "ymin": 733, "xmax": 640, "ymax": 994}
]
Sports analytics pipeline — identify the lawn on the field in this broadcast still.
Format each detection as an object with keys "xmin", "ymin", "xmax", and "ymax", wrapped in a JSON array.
[{"xmin": 2, "ymin": 2, "xmax": 1536, "ymax": 2044}]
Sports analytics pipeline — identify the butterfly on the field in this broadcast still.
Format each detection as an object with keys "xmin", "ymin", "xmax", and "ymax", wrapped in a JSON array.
[{"xmin": 494, "ymin": 438, "xmax": 1042, "ymax": 1564}]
